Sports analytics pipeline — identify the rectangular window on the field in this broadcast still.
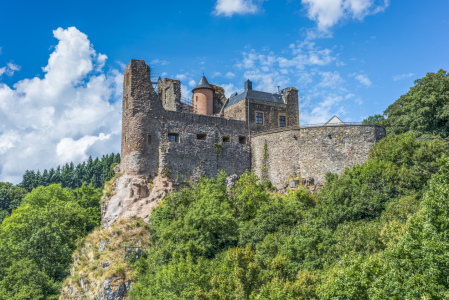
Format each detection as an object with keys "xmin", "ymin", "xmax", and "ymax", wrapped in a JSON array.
[
  {"xmin": 239, "ymin": 136, "xmax": 246, "ymax": 144},
  {"xmin": 147, "ymin": 135, "xmax": 152, "ymax": 144},
  {"xmin": 196, "ymin": 134, "xmax": 206, "ymax": 140},
  {"xmin": 279, "ymin": 115, "xmax": 286, "ymax": 127},
  {"xmin": 196, "ymin": 96, "xmax": 198, "ymax": 102},
  {"xmin": 222, "ymin": 136, "xmax": 230, "ymax": 143},
  {"xmin": 256, "ymin": 112, "xmax": 263, "ymax": 124},
  {"xmin": 168, "ymin": 133, "xmax": 179, "ymax": 143}
]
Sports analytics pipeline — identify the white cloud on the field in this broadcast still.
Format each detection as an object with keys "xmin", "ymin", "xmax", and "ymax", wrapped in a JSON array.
[
  {"xmin": 214, "ymin": 0, "xmax": 263, "ymax": 16},
  {"xmin": 301, "ymin": 94, "xmax": 347, "ymax": 124},
  {"xmin": 150, "ymin": 59, "xmax": 169, "ymax": 66},
  {"xmin": 350, "ymin": 73, "xmax": 372, "ymax": 86},
  {"xmin": 0, "ymin": 62, "xmax": 20, "ymax": 77},
  {"xmin": 355, "ymin": 74, "xmax": 372, "ymax": 86},
  {"xmin": 318, "ymin": 71, "xmax": 344, "ymax": 88},
  {"xmin": 221, "ymin": 83, "xmax": 241, "ymax": 98},
  {"xmin": 301, "ymin": 0, "xmax": 389, "ymax": 31},
  {"xmin": 181, "ymin": 84, "xmax": 192, "ymax": 100},
  {"xmin": 175, "ymin": 74, "xmax": 188, "ymax": 81},
  {"xmin": 56, "ymin": 133, "xmax": 111, "ymax": 163},
  {"xmin": 0, "ymin": 27, "xmax": 123, "ymax": 184},
  {"xmin": 188, "ymin": 79, "xmax": 196, "ymax": 87},
  {"xmin": 393, "ymin": 73, "xmax": 414, "ymax": 81},
  {"xmin": 212, "ymin": 72, "xmax": 222, "ymax": 78},
  {"xmin": 225, "ymin": 72, "xmax": 235, "ymax": 78}
]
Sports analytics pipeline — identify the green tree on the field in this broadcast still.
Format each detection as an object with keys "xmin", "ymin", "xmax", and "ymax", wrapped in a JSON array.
[
  {"xmin": 362, "ymin": 114, "xmax": 385, "ymax": 125},
  {"xmin": 0, "ymin": 184, "xmax": 101, "ymax": 298},
  {"xmin": 383, "ymin": 69, "xmax": 449, "ymax": 137}
]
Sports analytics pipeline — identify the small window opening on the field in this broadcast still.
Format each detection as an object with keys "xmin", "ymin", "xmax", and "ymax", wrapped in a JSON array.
[
  {"xmin": 147, "ymin": 135, "xmax": 152, "ymax": 144},
  {"xmin": 168, "ymin": 133, "xmax": 179, "ymax": 143},
  {"xmin": 279, "ymin": 115, "xmax": 286, "ymax": 127},
  {"xmin": 256, "ymin": 112, "xmax": 263, "ymax": 124},
  {"xmin": 196, "ymin": 96, "xmax": 198, "ymax": 102},
  {"xmin": 223, "ymin": 136, "xmax": 230, "ymax": 143},
  {"xmin": 124, "ymin": 97, "xmax": 128, "ymax": 110},
  {"xmin": 124, "ymin": 135, "xmax": 127, "ymax": 143},
  {"xmin": 328, "ymin": 134, "xmax": 332, "ymax": 139},
  {"xmin": 197, "ymin": 134, "xmax": 207, "ymax": 140},
  {"xmin": 239, "ymin": 136, "xmax": 247, "ymax": 144}
]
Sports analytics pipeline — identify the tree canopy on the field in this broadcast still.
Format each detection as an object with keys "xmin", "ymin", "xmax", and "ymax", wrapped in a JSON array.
[{"xmin": 382, "ymin": 69, "xmax": 449, "ymax": 137}]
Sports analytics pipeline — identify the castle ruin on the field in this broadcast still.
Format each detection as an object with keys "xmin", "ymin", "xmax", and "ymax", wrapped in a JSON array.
[{"xmin": 120, "ymin": 59, "xmax": 386, "ymax": 189}]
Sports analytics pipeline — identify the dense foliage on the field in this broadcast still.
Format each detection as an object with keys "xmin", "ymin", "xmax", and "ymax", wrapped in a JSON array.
[
  {"xmin": 0, "ymin": 155, "xmax": 114, "ymax": 298},
  {"xmin": 0, "ymin": 184, "xmax": 102, "ymax": 299},
  {"xmin": 20, "ymin": 153, "xmax": 120, "ymax": 191},
  {"xmin": 129, "ymin": 133, "xmax": 449, "ymax": 299},
  {"xmin": 381, "ymin": 69, "xmax": 449, "ymax": 137},
  {"xmin": 0, "ymin": 183, "xmax": 27, "ymax": 223},
  {"xmin": 0, "ymin": 153, "xmax": 119, "ymax": 223}
]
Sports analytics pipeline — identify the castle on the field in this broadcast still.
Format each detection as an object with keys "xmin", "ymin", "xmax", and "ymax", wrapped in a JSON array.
[{"xmin": 120, "ymin": 59, "xmax": 386, "ymax": 189}]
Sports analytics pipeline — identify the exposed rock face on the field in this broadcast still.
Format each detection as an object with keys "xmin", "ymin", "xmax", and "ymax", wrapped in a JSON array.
[
  {"xmin": 101, "ymin": 173, "xmax": 177, "ymax": 228},
  {"xmin": 60, "ymin": 218, "xmax": 150, "ymax": 300},
  {"xmin": 97, "ymin": 277, "xmax": 131, "ymax": 300}
]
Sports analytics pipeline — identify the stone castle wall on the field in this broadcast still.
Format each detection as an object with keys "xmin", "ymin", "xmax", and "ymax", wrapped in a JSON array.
[
  {"xmin": 252, "ymin": 125, "xmax": 387, "ymax": 188},
  {"xmin": 122, "ymin": 59, "xmax": 387, "ymax": 190},
  {"xmin": 121, "ymin": 60, "xmax": 251, "ymax": 182},
  {"xmin": 251, "ymin": 129, "xmax": 301, "ymax": 188}
]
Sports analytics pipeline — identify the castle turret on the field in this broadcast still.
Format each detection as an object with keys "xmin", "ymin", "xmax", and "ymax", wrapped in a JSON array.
[
  {"xmin": 121, "ymin": 59, "xmax": 161, "ymax": 176},
  {"xmin": 192, "ymin": 75, "xmax": 214, "ymax": 115}
]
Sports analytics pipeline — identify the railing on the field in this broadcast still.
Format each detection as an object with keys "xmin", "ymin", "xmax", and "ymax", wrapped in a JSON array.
[{"xmin": 299, "ymin": 122, "xmax": 377, "ymax": 128}]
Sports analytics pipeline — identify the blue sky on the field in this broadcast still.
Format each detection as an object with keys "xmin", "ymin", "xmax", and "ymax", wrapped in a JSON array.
[{"xmin": 0, "ymin": 0, "xmax": 448, "ymax": 183}]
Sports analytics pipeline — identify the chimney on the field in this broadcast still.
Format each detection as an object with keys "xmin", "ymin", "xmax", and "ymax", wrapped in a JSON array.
[{"xmin": 244, "ymin": 79, "xmax": 252, "ymax": 91}]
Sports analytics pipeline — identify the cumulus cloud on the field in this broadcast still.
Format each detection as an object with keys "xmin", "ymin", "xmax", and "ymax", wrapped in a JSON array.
[
  {"xmin": 225, "ymin": 72, "xmax": 235, "ymax": 78},
  {"xmin": 188, "ymin": 79, "xmax": 196, "ymax": 87},
  {"xmin": 150, "ymin": 59, "xmax": 169, "ymax": 66},
  {"xmin": 0, "ymin": 27, "xmax": 123, "ymax": 183},
  {"xmin": 175, "ymin": 74, "xmax": 188, "ymax": 81},
  {"xmin": 393, "ymin": 73, "xmax": 414, "ymax": 81},
  {"xmin": 234, "ymin": 40, "xmax": 362, "ymax": 125},
  {"xmin": 180, "ymin": 84, "xmax": 192, "ymax": 100},
  {"xmin": 318, "ymin": 71, "xmax": 344, "ymax": 88},
  {"xmin": 221, "ymin": 83, "xmax": 241, "ymax": 98},
  {"xmin": 349, "ymin": 72, "xmax": 372, "ymax": 86},
  {"xmin": 0, "ymin": 62, "xmax": 20, "ymax": 77},
  {"xmin": 214, "ymin": 0, "xmax": 264, "ymax": 16},
  {"xmin": 355, "ymin": 74, "xmax": 372, "ymax": 86},
  {"xmin": 301, "ymin": 0, "xmax": 389, "ymax": 31}
]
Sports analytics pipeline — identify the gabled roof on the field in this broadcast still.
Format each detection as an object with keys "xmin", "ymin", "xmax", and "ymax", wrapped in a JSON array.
[
  {"xmin": 226, "ymin": 90, "xmax": 285, "ymax": 108},
  {"xmin": 192, "ymin": 75, "xmax": 214, "ymax": 92},
  {"xmin": 325, "ymin": 115, "xmax": 345, "ymax": 125}
]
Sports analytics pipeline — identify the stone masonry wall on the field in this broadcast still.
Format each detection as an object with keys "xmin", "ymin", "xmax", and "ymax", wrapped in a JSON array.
[
  {"xmin": 298, "ymin": 125, "xmax": 386, "ymax": 185},
  {"xmin": 252, "ymin": 125, "xmax": 386, "ymax": 189},
  {"xmin": 251, "ymin": 129, "xmax": 301, "ymax": 189},
  {"xmin": 121, "ymin": 60, "xmax": 251, "ymax": 181},
  {"xmin": 158, "ymin": 78, "xmax": 181, "ymax": 112},
  {"xmin": 224, "ymin": 99, "xmax": 246, "ymax": 122},
  {"xmin": 224, "ymin": 88, "xmax": 299, "ymax": 134}
]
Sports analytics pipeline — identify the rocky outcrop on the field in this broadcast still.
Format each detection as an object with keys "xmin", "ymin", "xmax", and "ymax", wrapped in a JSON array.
[
  {"xmin": 101, "ymin": 172, "xmax": 178, "ymax": 228},
  {"xmin": 97, "ymin": 277, "xmax": 131, "ymax": 300},
  {"xmin": 60, "ymin": 218, "xmax": 150, "ymax": 300}
]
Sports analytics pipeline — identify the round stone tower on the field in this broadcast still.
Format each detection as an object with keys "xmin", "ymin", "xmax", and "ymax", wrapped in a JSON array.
[{"xmin": 192, "ymin": 75, "xmax": 214, "ymax": 115}]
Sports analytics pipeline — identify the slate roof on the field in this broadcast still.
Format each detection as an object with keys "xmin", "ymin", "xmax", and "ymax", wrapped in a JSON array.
[
  {"xmin": 226, "ymin": 90, "xmax": 285, "ymax": 108},
  {"xmin": 192, "ymin": 75, "xmax": 214, "ymax": 92}
]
